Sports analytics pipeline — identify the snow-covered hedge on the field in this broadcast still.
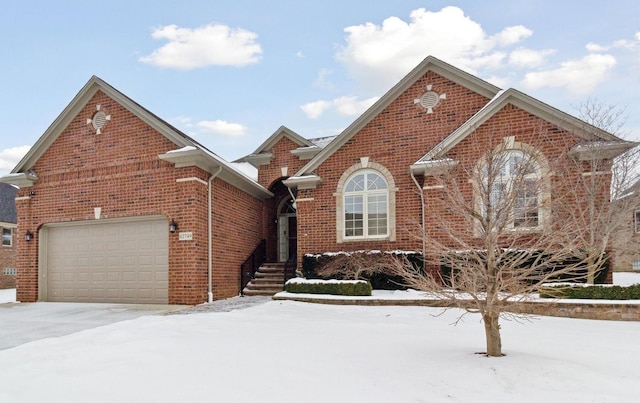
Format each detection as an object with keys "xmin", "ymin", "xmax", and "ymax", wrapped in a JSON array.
[
  {"xmin": 302, "ymin": 250, "xmax": 422, "ymax": 290},
  {"xmin": 539, "ymin": 284, "xmax": 640, "ymax": 300},
  {"xmin": 284, "ymin": 278, "xmax": 372, "ymax": 296}
]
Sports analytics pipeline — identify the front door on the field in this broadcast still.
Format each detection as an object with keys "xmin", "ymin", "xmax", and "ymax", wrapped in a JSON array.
[{"xmin": 277, "ymin": 197, "xmax": 297, "ymax": 263}]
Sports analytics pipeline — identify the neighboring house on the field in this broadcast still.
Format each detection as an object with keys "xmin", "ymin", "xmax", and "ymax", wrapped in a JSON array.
[
  {"xmin": 0, "ymin": 183, "xmax": 18, "ymax": 289},
  {"xmin": 1, "ymin": 56, "xmax": 634, "ymax": 304},
  {"xmin": 610, "ymin": 181, "xmax": 640, "ymax": 271}
]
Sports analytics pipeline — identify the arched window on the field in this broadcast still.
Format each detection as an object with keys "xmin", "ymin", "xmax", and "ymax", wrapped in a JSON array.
[
  {"xmin": 343, "ymin": 170, "xmax": 388, "ymax": 238},
  {"xmin": 481, "ymin": 149, "xmax": 541, "ymax": 229}
]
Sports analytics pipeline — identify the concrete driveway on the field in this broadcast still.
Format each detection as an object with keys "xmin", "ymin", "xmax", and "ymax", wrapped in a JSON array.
[{"xmin": 0, "ymin": 301, "xmax": 185, "ymax": 350}]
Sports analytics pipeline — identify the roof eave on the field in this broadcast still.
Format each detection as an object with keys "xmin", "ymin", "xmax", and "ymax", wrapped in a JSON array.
[
  {"xmin": 243, "ymin": 152, "xmax": 274, "ymax": 167},
  {"xmin": 158, "ymin": 149, "xmax": 273, "ymax": 200},
  {"xmin": 0, "ymin": 172, "xmax": 38, "ymax": 188},
  {"xmin": 410, "ymin": 159, "xmax": 459, "ymax": 176},
  {"xmin": 283, "ymin": 174, "xmax": 322, "ymax": 190},
  {"xmin": 290, "ymin": 146, "xmax": 321, "ymax": 160},
  {"xmin": 568, "ymin": 141, "xmax": 639, "ymax": 161}
]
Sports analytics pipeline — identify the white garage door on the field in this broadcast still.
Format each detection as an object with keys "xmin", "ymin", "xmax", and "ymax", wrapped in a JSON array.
[{"xmin": 44, "ymin": 217, "xmax": 169, "ymax": 304}]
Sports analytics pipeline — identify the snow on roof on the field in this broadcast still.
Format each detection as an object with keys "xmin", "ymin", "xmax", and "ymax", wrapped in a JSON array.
[
  {"xmin": 229, "ymin": 161, "xmax": 258, "ymax": 181},
  {"xmin": 309, "ymin": 136, "xmax": 337, "ymax": 148},
  {"xmin": 167, "ymin": 146, "xmax": 197, "ymax": 153}
]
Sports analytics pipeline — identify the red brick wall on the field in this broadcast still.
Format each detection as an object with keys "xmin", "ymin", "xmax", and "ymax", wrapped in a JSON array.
[
  {"xmin": 295, "ymin": 72, "xmax": 597, "ymax": 267},
  {"xmin": 15, "ymin": 90, "xmax": 262, "ymax": 304},
  {"xmin": 257, "ymin": 136, "xmax": 309, "ymax": 188},
  {"xmin": 211, "ymin": 178, "xmax": 264, "ymax": 299},
  {"xmin": 297, "ymin": 71, "xmax": 491, "ymax": 256}
]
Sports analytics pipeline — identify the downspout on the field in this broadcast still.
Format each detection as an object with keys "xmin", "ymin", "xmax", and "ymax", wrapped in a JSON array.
[
  {"xmin": 208, "ymin": 166, "xmax": 223, "ymax": 303},
  {"xmin": 410, "ymin": 169, "xmax": 426, "ymax": 260}
]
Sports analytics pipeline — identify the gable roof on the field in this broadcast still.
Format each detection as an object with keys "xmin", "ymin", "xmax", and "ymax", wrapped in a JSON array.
[
  {"xmin": 251, "ymin": 125, "xmax": 313, "ymax": 154},
  {"xmin": 415, "ymin": 88, "xmax": 636, "ymax": 165},
  {"xmin": 238, "ymin": 126, "xmax": 339, "ymax": 167},
  {"xmin": 11, "ymin": 76, "xmax": 197, "ymax": 173},
  {"xmin": 293, "ymin": 55, "xmax": 502, "ymax": 176},
  {"xmin": 0, "ymin": 183, "xmax": 17, "ymax": 224},
  {"xmin": 2, "ymin": 76, "xmax": 272, "ymax": 199}
]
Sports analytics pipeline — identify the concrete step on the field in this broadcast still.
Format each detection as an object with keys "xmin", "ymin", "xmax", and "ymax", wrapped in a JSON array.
[
  {"xmin": 243, "ymin": 288, "xmax": 281, "ymax": 296},
  {"xmin": 241, "ymin": 263, "xmax": 288, "ymax": 296},
  {"xmin": 258, "ymin": 266, "xmax": 286, "ymax": 274},
  {"xmin": 252, "ymin": 273, "xmax": 283, "ymax": 279},
  {"xmin": 245, "ymin": 282, "xmax": 283, "ymax": 291}
]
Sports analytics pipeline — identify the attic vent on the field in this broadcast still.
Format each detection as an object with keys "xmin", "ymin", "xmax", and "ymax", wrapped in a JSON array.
[
  {"xmin": 420, "ymin": 91, "xmax": 440, "ymax": 109},
  {"xmin": 86, "ymin": 105, "xmax": 111, "ymax": 134},
  {"xmin": 414, "ymin": 84, "xmax": 446, "ymax": 114},
  {"xmin": 92, "ymin": 111, "xmax": 107, "ymax": 130}
]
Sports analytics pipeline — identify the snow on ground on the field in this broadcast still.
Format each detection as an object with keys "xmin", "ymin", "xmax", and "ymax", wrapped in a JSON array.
[
  {"xmin": 0, "ymin": 288, "xmax": 15, "ymax": 304},
  {"xmin": 613, "ymin": 271, "xmax": 640, "ymax": 286},
  {"xmin": 0, "ymin": 272, "xmax": 638, "ymax": 402},
  {"xmin": 1, "ymin": 298, "xmax": 640, "ymax": 402}
]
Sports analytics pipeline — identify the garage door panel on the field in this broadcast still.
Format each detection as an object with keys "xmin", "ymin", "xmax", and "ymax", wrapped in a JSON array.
[{"xmin": 46, "ymin": 218, "xmax": 169, "ymax": 304}]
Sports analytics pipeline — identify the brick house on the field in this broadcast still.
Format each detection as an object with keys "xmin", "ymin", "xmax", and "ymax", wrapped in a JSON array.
[
  {"xmin": 610, "ymin": 181, "xmax": 640, "ymax": 271},
  {"xmin": 1, "ymin": 56, "xmax": 633, "ymax": 304},
  {"xmin": 0, "ymin": 183, "xmax": 18, "ymax": 289}
]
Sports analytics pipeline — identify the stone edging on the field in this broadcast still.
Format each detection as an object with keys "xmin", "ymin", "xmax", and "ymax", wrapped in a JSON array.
[{"xmin": 272, "ymin": 294, "xmax": 640, "ymax": 321}]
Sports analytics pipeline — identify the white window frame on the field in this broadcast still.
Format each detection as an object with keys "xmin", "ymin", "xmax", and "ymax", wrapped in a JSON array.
[
  {"xmin": 475, "ymin": 142, "xmax": 550, "ymax": 234},
  {"xmin": 343, "ymin": 170, "xmax": 389, "ymax": 239},
  {"xmin": 335, "ymin": 160, "xmax": 396, "ymax": 243},
  {"xmin": 634, "ymin": 210, "xmax": 640, "ymax": 233},
  {"xmin": 1, "ymin": 227, "xmax": 12, "ymax": 247}
]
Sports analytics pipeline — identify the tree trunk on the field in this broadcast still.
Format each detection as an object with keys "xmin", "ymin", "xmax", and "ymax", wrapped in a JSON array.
[{"xmin": 483, "ymin": 312, "xmax": 503, "ymax": 357}]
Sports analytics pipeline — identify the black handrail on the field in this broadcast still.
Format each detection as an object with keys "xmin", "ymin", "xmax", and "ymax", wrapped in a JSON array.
[
  {"xmin": 240, "ymin": 239, "xmax": 266, "ymax": 295},
  {"xmin": 283, "ymin": 252, "xmax": 297, "ymax": 287}
]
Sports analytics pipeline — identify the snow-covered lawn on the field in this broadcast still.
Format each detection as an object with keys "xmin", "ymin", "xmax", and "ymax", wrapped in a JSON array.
[
  {"xmin": 0, "ymin": 298, "xmax": 639, "ymax": 402},
  {"xmin": 0, "ymin": 288, "xmax": 15, "ymax": 304},
  {"xmin": 0, "ymin": 272, "xmax": 638, "ymax": 402}
]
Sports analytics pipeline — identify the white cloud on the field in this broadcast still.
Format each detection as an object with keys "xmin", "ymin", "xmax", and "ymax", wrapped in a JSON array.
[
  {"xmin": 333, "ymin": 96, "xmax": 379, "ymax": 116},
  {"xmin": 140, "ymin": 24, "xmax": 262, "ymax": 69},
  {"xmin": 300, "ymin": 100, "xmax": 331, "ymax": 119},
  {"xmin": 197, "ymin": 120, "xmax": 247, "ymax": 137},
  {"xmin": 508, "ymin": 47, "xmax": 555, "ymax": 68},
  {"xmin": 336, "ymin": 6, "xmax": 535, "ymax": 91},
  {"xmin": 313, "ymin": 68, "xmax": 335, "ymax": 90},
  {"xmin": 586, "ymin": 42, "xmax": 608, "ymax": 52},
  {"xmin": 521, "ymin": 54, "xmax": 617, "ymax": 95},
  {"xmin": 301, "ymin": 96, "xmax": 379, "ymax": 119},
  {"xmin": 587, "ymin": 39, "xmax": 636, "ymax": 52},
  {"xmin": 490, "ymin": 25, "xmax": 532, "ymax": 47},
  {"xmin": 0, "ymin": 145, "xmax": 31, "ymax": 172}
]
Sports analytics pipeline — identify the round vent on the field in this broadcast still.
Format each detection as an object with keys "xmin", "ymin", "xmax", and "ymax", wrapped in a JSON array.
[
  {"xmin": 420, "ymin": 91, "xmax": 440, "ymax": 109},
  {"xmin": 92, "ymin": 111, "xmax": 107, "ymax": 130}
]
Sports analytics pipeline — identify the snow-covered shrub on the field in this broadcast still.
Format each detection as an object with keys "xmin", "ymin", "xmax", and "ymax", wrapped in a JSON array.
[
  {"xmin": 539, "ymin": 283, "xmax": 640, "ymax": 300},
  {"xmin": 284, "ymin": 278, "xmax": 372, "ymax": 296},
  {"xmin": 302, "ymin": 250, "xmax": 422, "ymax": 290}
]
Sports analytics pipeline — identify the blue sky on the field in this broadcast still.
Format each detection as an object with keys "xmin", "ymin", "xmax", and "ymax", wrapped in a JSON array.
[{"xmin": 1, "ymin": 1, "xmax": 639, "ymax": 176}]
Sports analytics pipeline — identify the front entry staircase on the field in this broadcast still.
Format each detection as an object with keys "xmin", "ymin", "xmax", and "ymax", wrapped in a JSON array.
[{"xmin": 242, "ymin": 263, "xmax": 286, "ymax": 296}]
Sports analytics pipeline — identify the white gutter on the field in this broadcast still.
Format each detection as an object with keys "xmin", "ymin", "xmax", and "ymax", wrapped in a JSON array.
[
  {"xmin": 410, "ymin": 170, "xmax": 426, "ymax": 258},
  {"xmin": 208, "ymin": 166, "xmax": 223, "ymax": 303}
]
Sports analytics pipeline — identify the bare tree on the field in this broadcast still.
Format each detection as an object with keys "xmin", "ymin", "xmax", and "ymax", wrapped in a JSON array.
[
  {"xmin": 555, "ymin": 99, "xmax": 640, "ymax": 282},
  {"xmin": 391, "ymin": 131, "xmax": 595, "ymax": 356},
  {"xmin": 314, "ymin": 113, "xmax": 636, "ymax": 357}
]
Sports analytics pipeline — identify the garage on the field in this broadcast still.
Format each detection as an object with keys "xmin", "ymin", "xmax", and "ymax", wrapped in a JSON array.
[{"xmin": 41, "ymin": 217, "xmax": 169, "ymax": 304}]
